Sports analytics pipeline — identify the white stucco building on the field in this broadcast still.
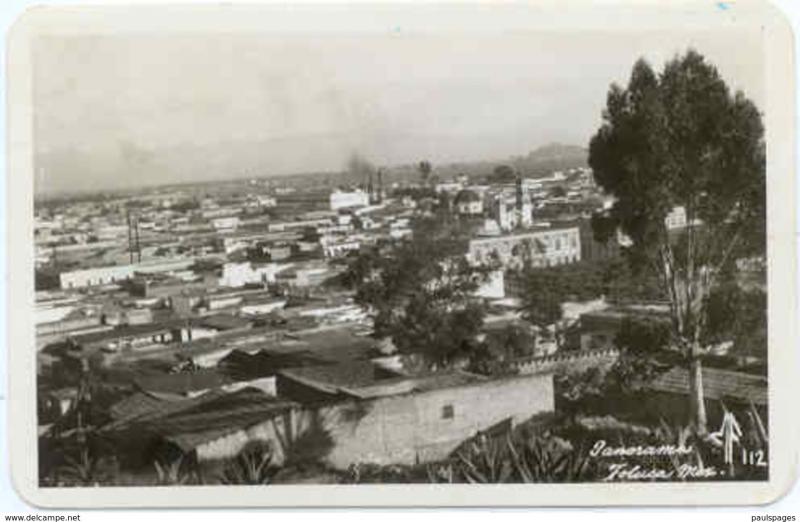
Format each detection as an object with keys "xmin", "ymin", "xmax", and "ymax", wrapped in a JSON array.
[
  {"xmin": 468, "ymin": 225, "xmax": 581, "ymax": 269},
  {"xmin": 330, "ymin": 190, "xmax": 370, "ymax": 211}
]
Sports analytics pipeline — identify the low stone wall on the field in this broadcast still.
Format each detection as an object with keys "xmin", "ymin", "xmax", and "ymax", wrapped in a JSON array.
[{"xmin": 511, "ymin": 348, "xmax": 620, "ymax": 376}]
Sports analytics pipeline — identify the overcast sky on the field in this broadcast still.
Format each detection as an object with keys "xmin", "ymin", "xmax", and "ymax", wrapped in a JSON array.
[{"xmin": 33, "ymin": 26, "xmax": 764, "ymax": 194}]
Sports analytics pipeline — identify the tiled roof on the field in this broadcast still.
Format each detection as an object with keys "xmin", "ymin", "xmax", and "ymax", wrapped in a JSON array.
[
  {"xmin": 648, "ymin": 367, "xmax": 767, "ymax": 406},
  {"xmin": 105, "ymin": 388, "xmax": 227, "ymax": 430},
  {"xmin": 199, "ymin": 313, "xmax": 252, "ymax": 331},
  {"xmin": 280, "ymin": 362, "xmax": 486, "ymax": 399},
  {"xmin": 134, "ymin": 368, "xmax": 232, "ymax": 396},
  {"xmin": 280, "ymin": 360, "xmax": 401, "ymax": 392},
  {"xmin": 403, "ymin": 371, "xmax": 486, "ymax": 392},
  {"xmin": 107, "ymin": 387, "xmax": 296, "ymax": 452},
  {"xmin": 217, "ymin": 348, "xmax": 326, "ymax": 380},
  {"xmin": 157, "ymin": 388, "xmax": 296, "ymax": 451},
  {"xmin": 108, "ymin": 391, "xmax": 166, "ymax": 421}
]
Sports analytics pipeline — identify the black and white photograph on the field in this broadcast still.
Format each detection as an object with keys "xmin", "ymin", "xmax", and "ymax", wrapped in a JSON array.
[{"xmin": 6, "ymin": 1, "xmax": 797, "ymax": 506}]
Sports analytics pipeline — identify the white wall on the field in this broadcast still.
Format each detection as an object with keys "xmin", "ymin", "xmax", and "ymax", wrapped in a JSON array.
[{"xmin": 330, "ymin": 190, "xmax": 369, "ymax": 210}]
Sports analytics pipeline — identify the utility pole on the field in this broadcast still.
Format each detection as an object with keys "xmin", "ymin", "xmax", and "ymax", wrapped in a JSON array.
[
  {"xmin": 134, "ymin": 214, "xmax": 141, "ymax": 263},
  {"xmin": 127, "ymin": 209, "xmax": 142, "ymax": 264},
  {"xmin": 126, "ymin": 210, "xmax": 134, "ymax": 264}
]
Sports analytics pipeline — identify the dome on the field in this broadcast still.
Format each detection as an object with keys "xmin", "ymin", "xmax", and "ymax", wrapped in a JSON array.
[{"xmin": 454, "ymin": 189, "xmax": 481, "ymax": 204}]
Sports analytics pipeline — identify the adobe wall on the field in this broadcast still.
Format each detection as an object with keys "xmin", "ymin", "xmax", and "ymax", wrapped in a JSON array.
[
  {"xmin": 317, "ymin": 373, "xmax": 555, "ymax": 468},
  {"xmin": 194, "ymin": 373, "xmax": 555, "ymax": 468}
]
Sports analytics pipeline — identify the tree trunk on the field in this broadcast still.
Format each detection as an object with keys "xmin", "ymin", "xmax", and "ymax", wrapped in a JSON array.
[{"xmin": 688, "ymin": 352, "xmax": 708, "ymax": 434}]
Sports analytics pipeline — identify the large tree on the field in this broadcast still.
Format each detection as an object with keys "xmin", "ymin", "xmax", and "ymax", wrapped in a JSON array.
[
  {"xmin": 520, "ymin": 289, "xmax": 564, "ymax": 348},
  {"xmin": 489, "ymin": 164, "xmax": 516, "ymax": 184},
  {"xmin": 345, "ymin": 215, "xmax": 491, "ymax": 368},
  {"xmin": 588, "ymin": 50, "xmax": 766, "ymax": 432}
]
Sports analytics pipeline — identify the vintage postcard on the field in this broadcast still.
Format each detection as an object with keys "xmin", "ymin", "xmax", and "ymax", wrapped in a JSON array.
[{"xmin": 6, "ymin": 0, "xmax": 798, "ymax": 507}]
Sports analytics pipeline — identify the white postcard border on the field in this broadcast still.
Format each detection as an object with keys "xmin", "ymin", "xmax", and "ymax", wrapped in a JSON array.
[{"xmin": 6, "ymin": 0, "xmax": 798, "ymax": 507}]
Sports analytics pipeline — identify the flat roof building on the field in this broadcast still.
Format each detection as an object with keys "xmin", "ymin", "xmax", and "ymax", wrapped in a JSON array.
[{"xmin": 468, "ymin": 225, "xmax": 581, "ymax": 269}]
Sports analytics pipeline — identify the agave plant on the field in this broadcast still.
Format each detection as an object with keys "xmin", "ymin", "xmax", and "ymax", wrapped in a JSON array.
[
  {"xmin": 153, "ymin": 456, "xmax": 202, "ymax": 486},
  {"xmin": 218, "ymin": 445, "xmax": 281, "ymax": 485},
  {"xmin": 506, "ymin": 434, "xmax": 593, "ymax": 483},
  {"xmin": 454, "ymin": 435, "xmax": 512, "ymax": 483},
  {"xmin": 748, "ymin": 401, "xmax": 769, "ymax": 448},
  {"xmin": 56, "ymin": 447, "xmax": 113, "ymax": 487},
  {"xmin": 652, "ymin": 418, "xmax": 707, "ymax": 478},
  {"xmin": 341, "ymin": 462, "xmax": 421, "ymax": 484},
  {"xmin": 433, "ymin": 432, "xmax": 595, "ymax": 484},
  {"xmin": 426, "ymin": 463, "xmax": 457, "ymax": 484}
]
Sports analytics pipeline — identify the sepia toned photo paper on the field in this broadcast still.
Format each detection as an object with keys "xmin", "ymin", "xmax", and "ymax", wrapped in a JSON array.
[{"xmin": 6, "ymin": 0, "xmax": 799, "ymax": 508}]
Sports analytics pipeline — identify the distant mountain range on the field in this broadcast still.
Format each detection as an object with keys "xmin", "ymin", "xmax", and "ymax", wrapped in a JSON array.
[
  {"xmin": 511, "ymin": 143, "xmax": 589, "ymax": 176},
  {"xmin": 378, "ymin": 143, "xmax": 588, "ymax": 187},
  {"xmin": 35, "ymin": 142, "xmax": 588, "ymax": 202}
]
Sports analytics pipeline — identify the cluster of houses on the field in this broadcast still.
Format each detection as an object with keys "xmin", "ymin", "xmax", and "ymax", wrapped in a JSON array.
[{"xmin": 34, "ymin": 168, "xmax": 765, "ymax": 479}]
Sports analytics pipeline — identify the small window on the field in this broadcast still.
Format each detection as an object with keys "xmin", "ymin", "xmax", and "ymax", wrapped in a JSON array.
[{"xmin": 442, "ymin": 404, "xmax": 454, "ymax": 419}]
